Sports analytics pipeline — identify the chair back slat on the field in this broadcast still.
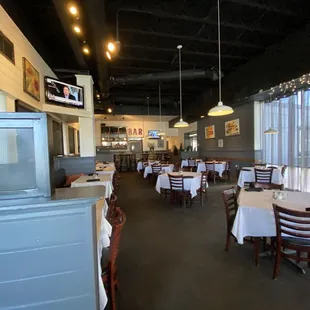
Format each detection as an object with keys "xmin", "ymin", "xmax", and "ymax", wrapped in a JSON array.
[
  {"xmin": 200, "ymin": 171, "xmax": 208, "ymax": 191},
  {"xmin": 254, "ymin": 168, "xmax": 273, "ymax": 183},
  {"xmin": 107, "ymin": 192, "xmax": 117, "ymax": 223},
  {"xmin": 109, "ymin": 208, "xmax": 126, "ymax": 268},
  {"xmin": 222, "ymin": 188, "xmax": 238, "ymax": 224},
  {"xmin": 206, "ymin": 163, "xmax": 215, "ymax": 172},
  {"xmin": 152, "ymin": 164, "xmax": 162, "ymax": 173},
  {"xmin": 168, "ymin": 174, "xmax": 184, "ymax": 191},
  {"xmin": 188, "ymin": 159, "xmax": 196, "ymax": 167},
  {"xmin": 273, "ymin": 204, "xmax": 310, "ymax": 240}
]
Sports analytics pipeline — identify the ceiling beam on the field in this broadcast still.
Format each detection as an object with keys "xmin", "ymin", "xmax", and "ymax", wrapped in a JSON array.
[
  {"xmin": 122, "ymin": 44, "xmax": 248, "ymax": 60},
  {"xmin": 118, "ymin": 28, "xmax": 264, "ymax": 49},
  {"xmin": 109, "ymin": 66, "xmax": 167, "ymax": 72},
  {"xmin": 117, "ymin": 7, "xmax": 284, "ymax": 36},
  {"xmin": 118, "ymin": 56, "xmax": 206, "ymax": 67},
  {"xmin": 226, "ymin": 0, "xmax": 304, "ymax": 17}
]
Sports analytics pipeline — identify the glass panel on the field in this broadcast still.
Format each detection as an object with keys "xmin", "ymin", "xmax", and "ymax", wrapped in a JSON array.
[{"xmin": 0, "ymin": 127, "xmax": 36, "ymax": 191}]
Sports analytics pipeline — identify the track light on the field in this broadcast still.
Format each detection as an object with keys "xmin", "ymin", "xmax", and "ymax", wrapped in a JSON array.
[
  {"xmin": 108, "ymin": 108, "xmax": 112, "ymax": 113},
  {"xmin": 82, "ymin": 46, "xmax": 90, "ymax": 55},
  {"xmin": 106, "ymin": 51, "xmax": 112, "ymax": 60},
  {"xmin": 73, "ymin": 25, "xmax": 81, "ymax": 34},
  {"xmin": 69, "ymin": 5, "xmax": 78, "ymax": 16}
]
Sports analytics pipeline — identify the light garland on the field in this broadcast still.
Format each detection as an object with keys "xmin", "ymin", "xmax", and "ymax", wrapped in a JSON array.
[{"xmin": 264, "ymin": 73, "xmax": 310, "ymax": 102}]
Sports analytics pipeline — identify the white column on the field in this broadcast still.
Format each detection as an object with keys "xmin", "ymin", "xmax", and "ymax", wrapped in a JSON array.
[
  {"xmin": 6, "ymin": 96, "xmax": 15, "ymax": 112},
  {"xmin": 79, "ymin": 117, "xmax": 96, "ymax": 156},
  {"xmin": 74, "ymin": 129, "xmax": 79, "ymax": 154},
  {"xmin": 75, "ymin": 75, "xmax": 96, "ymax": 157},
  {"xmin": 0, "ymin": 92, "xmax": 6, "ymax": 112},
  {"xmin": 62, "ymin": 123, "xmax": 69, "ymax": 155}
]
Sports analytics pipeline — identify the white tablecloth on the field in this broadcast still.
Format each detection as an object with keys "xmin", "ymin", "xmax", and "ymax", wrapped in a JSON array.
[
  {"xmin": 144, "ymin": 164, "xmax": 174, "ymax": 178},
  {"xmin": 137, "ymin": 161, "xmax": 161, "ymax": 171},
  {"xmin": 232, "ymin": 189, "xmax": 310, "ymax": 244},
  {"xmin": 98, "ymin": 200, "xmax": 112, "ymax": 310},
  {"xmin": 197, "ymin": 162, "xmax": 226, "ymax": 176},
  {"xmin": 71, "ymin": 175, "xmax": 113, "ymax": 199},
  {"xmin": 155, "ymin": 172, "xmax": 205, "ymax": 198},
  {"xmin": 96, "ymin": 166, "xmax": 116, "ymax": 178},
  {"xmin": 237, "ymin": 167, "xmax": 283, "ymax": 188}
]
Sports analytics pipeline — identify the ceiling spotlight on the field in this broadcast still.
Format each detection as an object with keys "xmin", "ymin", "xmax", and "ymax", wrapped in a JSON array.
[
  {"xmin": 69, "ymin": 5, "xmax": 78, "ymax": 16},
  {"xmin": 73, "ymin": 25, "xmax": 81, "ymax": 34},
  {"xmin": 96, "ymin": 94, "xmax": 100, "ymax": 99},
  {"xmin": 108, "ymin": 108, "xmax": 112, "ymax": 113},
  {"xmin": 107, "ymin": 42, "xmax": 115, "ymax": 52},
  {"xmin": 200, "ymin": 115, "xmax": 205, "ymax": 118},
  {"xmin": 82, "ymin": 46, "xmax": 90, "ymax": 55}
]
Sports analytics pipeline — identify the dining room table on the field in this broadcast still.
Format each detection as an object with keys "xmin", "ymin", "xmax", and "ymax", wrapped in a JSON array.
[
  {"xmin": 237, "ymin": 166, "xmax": 283, "ymax": 188},
  {"xmin": 71, "ymin": 174, "xmax": 113, "ymax": 199},
  {"xmin": 198, "ymin": 161, "xmax": 227, "ymax": 176},
  {"xmin": 155, "ymin": 171, "xmax": 205, "ymax": 198},
  {"xmin": 96, "ymin": 161, "xmax": 115, "ymax": 169},
  {"xmin": 232, "ymin": 188, "xmax": 310, "ymax": 244},
  {"xmin": 143, "ymin": 164, "xmax": 174, "ymax": 178},
  {"xmin": 137, "ymin": 160, "xmax": 161, "ymax": 171},
  {"xmin": 96, "ymin": 166, "xmax": 116, "ymax": 178}
]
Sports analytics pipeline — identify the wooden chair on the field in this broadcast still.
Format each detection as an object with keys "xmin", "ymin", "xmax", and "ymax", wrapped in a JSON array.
[
  {"xmin": 254, "ymin": 168, "xmax": 273, "ymax": 183},
  {"xmin": 187, "ymin": 159, "xmax": 197, "ymax": 172},
  {"xmin": 106, "ymin": 192, "xmax": 117, "ymax": 223},
  {"xmin": 196, "ymin": 171, "xmax": 208, "ymax": 206},
  {"xmin": 101, "ymin": 208, "xmax": 126, "ymax": 310},
  {"xmin": 272, "ymin": 204, "xmax": 310, "ymax": 279},
  {"xmin": 281, "ymin": 165, "xmax": 288, "ymax": 178},
  {"xmin": 253, "ymin": 182, "xmax": 284, "ymax": 190},
  {"xmin": 222, "ymin": 188, "xmax": 238, "ymax": 251},
  {"xmin": 206, "ymin": 162, "xmax": 218, "ymax": 184},
  {"xmin": 168, "ymin": 174, "xmax": 191, "ymax": 212},
  {"xmin": 235, "ymin": 165, "xmax": 241, "ymax": 179},
  {"xmin": 222, "ymin": 161, "xmax": 231, "ymax": 181},
  {"xmin": 149, "ymin": 164, "xmax": 162, "ymax": 184}
]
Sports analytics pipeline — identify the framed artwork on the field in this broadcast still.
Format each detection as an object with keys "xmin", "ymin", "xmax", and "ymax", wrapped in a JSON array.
[
  {"xmin": 22, "ymin": 57, "xmax": 40, "ymax": 101},
  {"xmin": 205, "ymin": 125, "xmax": 215, "ymax": 139},
  {"xmin": 157, "ymin": 139, "xmax": 164, "ymax": 148},
  {"xmin": 225, "ymin": 119, "xmax": 240, "ymax": 136}
]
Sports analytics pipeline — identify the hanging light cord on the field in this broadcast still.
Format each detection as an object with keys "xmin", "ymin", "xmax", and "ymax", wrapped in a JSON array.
[
  {"xmin": 159, "ymin": 83, "xmax": 162, "ymax": 130},
  {"xmin": 217, "ymin": 0, "xmax": 222, "ymax": 103},
  {"xmin": 178, "ymin": 46, "xmax": 183, "ymax": 119}
]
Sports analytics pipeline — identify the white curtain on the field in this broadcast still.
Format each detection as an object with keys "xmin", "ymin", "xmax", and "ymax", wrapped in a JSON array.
[{"xmin": 262, "ymin": 90, "xmax": 310, "ymax": 192}]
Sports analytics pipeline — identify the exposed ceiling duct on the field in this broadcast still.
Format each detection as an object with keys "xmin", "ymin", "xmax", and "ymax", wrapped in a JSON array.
[{"xmin": 109, "ymin": 69, "xmax": 219, "ymax": 86}]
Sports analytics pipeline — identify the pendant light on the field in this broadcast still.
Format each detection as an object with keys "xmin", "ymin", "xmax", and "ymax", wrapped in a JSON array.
[
  {"xmin": 208, "ymin": 0, "xmax": 234, "ymax": 117},
  {"xmin": 174, "ymin": 45, "xmax": 189, "ymax": 128},
  {"xmin": 158, "ymin": 83, "xmax": 166, "ymax": 136},
  {"xmin": 264, "ymin": 94, "xmax": 278, "ymax": 134}
]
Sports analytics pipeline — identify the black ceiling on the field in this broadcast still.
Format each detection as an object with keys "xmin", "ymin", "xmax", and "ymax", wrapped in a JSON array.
[{"xmin": 2, "ymin": 0, "xmax": 310, "ymax": 116}]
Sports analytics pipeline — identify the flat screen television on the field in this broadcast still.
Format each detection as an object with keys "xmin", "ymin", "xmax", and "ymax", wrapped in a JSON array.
[
  {"xmin": 44, "ymin": 77, "xmax": 84, "ymax": 109},
  {"xmin": 148, "ymin": 130, "xmax": 160, "ymax": 139}
]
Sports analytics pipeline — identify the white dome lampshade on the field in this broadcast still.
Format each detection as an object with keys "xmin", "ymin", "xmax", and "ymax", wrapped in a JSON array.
[
  {"xmin": 208, "ymin": 101, "xmax": 234, "ymax": 116},
  {"xmin": 174, "ymin": 118, "xmax": 189, "ymax": 128},
  {"xmin": 264, "ymin": 127, "xmax": 278, "ymax": 134}
]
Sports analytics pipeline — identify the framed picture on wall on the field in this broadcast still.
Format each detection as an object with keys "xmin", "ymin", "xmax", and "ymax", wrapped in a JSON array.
[
  {"xmin": 22, "ymin": 57, "xmax": 40, "ymax": 101},
  {"xmin": 225, "ymin": 119, "xmax": 240, "ymax": 136},
  {"xmin": 205, "ymin": 125, "xmax": 215, "ymax": 139},
  {"xmin": 157, "ymin": 139, "xmax": 164, "ymax": 148}
]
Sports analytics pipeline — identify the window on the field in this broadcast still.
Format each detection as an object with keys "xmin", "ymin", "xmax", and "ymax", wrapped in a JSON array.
[
  {"xmin": 68, "ymin": 127, "xmax": 75, "ymax": 154},
  {"xmin": 184, "ymin": 131, "xmax": 197, "ymax": 151},
  {"xmin": 52, "ymin": 120, "xmax": 63, "ymax": 156},
  {"xmin": 0, "ymin": 30, "xmax": 15, "ymax": 64}
]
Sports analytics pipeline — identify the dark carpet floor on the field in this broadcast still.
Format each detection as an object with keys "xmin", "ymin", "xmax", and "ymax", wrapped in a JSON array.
[{"xmin": 114, "ymin": 172, "xmax": 310, "ymax": 310}]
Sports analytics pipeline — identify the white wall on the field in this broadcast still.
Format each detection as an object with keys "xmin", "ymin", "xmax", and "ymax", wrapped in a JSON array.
[
  {"xmin": 0, "ymin": 6, "xmax": 95, "ymax": 156},
  {"xmin": 95, "ymin": 119, "xmax": 198, "ymax": 151},
  {"xmin": 95, "ymin": 119, "xmax": 181, "ymax": 151}
]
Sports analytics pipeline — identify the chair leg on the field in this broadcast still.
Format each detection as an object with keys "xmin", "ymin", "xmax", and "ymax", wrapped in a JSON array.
[
  {"xmin": 200, "ymin": 193, "xmax": 203, "ymax": 207},
  {"xmin": 254, "ymin": 237, "xmax": 260, "ymax": 266},
  {"xmin": 273, "ymin": 244, "xmax": 282, "ymax": 280},
  {"xmin": 297, "ymin": 250, "xmax": 301, "ymax": 263},
  {"xmin": 225, "ymin": 230, "xmax": 231, "ymax": 251},
  {"xmin": 308, "ymin": 252, "xmax": 310, "ymax": 268},
  {"xmin": 110, "ymin": 278, "xmax": 117, "ymax": 310}
]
